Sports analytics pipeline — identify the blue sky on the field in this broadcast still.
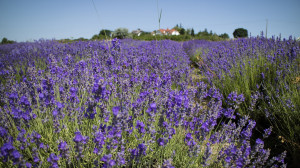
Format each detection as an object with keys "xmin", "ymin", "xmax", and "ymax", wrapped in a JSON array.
[{"xmin": 1, "ymin": 0, "xmax": 299, "ymax": 42}]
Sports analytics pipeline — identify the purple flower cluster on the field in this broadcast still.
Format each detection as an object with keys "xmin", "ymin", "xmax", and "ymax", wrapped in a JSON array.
[
  {"xmin": 58, "ymin": 141, "xmax": 70, "ymax": 164},
  {"xmin": 101, "ymin": 154, "xmax": 116, "ymax": 168},
  {"xmin": 47, "ymin": 153, "xmax": 60, "ymax": 168},
  {"xmin": 0, "ymin": 142, "xmax": 22, "ymax": 165},
  {"xmin": 73, "ymin": 131, "xmax": 89, "ymax": 160}
]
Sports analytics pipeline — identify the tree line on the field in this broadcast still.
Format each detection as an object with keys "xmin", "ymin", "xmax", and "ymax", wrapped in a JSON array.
[
  {"xmin": 1, "ymin": 27, "xmax": 248, "ymax": 44},
  {"xmin": 1, "ymin": 37, "xmax": 15, "ymax": 44},
  {"xmin": 89, "ymin": 26, "xmax": 248, "ymax": 42},
  {"xmin": 89, "ymin": 26, "xmax": 233, "ymax": 42}
]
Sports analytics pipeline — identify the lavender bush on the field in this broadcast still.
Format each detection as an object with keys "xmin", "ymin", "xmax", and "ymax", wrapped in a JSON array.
[
  {"xmin": 0, "ymin": 38, "xmax": 288, "ymax": 167},
  {"xmin": 184, "ymin": 35, "xmax": 299, "ymax": 167}
]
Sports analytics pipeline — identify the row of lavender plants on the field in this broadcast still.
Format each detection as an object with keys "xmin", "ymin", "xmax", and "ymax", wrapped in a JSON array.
[
  {"xmin": 183, "ymin": 35, "xmax": 299, "ymax": 166},
  {"xmin": 0, "ymin": 39, "xmax": 286, "ymax": 167}
]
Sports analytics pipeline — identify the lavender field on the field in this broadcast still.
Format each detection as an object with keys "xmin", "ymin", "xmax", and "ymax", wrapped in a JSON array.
[{"xmin": 0, "ymin": 37, "xmax": 299, "ymax": 167}]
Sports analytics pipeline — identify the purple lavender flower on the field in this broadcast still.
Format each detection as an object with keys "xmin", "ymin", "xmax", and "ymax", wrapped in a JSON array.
[
  {"xmin": 73, "ymin": 131, "xmax": 88, "ymax": 160},
  {"xmin": 112, "ymin": 106, "xmax": 120, "ymax": 116},
  {"xmin": 58, "ymin": 141, "xmax": 70, "ymax": 163},
  {"xmin": 227, "ymin": 91, "xmax": 245, "ymax": 106},
  {"xmin": 185, "ymin": 133, "xmax": 193, "ymax": 142},
  {"xmin": 184, "ymin": 133, "xmax": 196, "ymax": 147},
  {"xmin": 223, "ymin": 108, "xmax": 236, "ymax": 119},
  {"xmin": 163, "ymin": 158, "xmax": 175, "ymax": 168},
  {"xmin": 0, "ymin": 142, "xmax": 23, "ymax": 165},
  {"xmin": 137, "ymin": 143, "xmax": 147, "ymax": 155},
  {"xmin": 47, "ymin": 153, "xmax": 60, "ymax": 168},
  {"xmin": 201, "ymin": 121, "xmax": 210, "ymax": 134},
  {"xmin": 131, "ymin": 143, "xmax": 147, "ymax": 162},
  {"xmin": 101, "ymin": 154, "xmax": 112, "ymax": 162},
  {"xmin": 202, "ymin": 143, "xmax": 212, "ymax": 166},
  {"xmin": 0, "ymin": 127, "xmax": 8, "ymax": 139},
  {"xmin": 9, "ymin": 92, "xmax": 18, "ymax": 104},
  {"xmin": 93, "ymin": 131, "xmax": 106, "ymax": 155},
  {"xmin": 52, "ymin": 109, "xmax": 58, "ymax": 117},
  {"xmin": 116, "ymin": 147, "xmax": 126, "ymax": 166},
  {"xmin": 146, "ymin": 102, "xmax": 157, "ymax": 114},
  {"xmin": 136, "ymin": 120, "xmax": 145, "ymax": 134},
  {"xmin": 10, "ymin": 150, "xmax": 24, "ymax": 167},
  {"xmin": 20, "ymin": 95, "xmax": 30, "ymax": 107},
  {"xmin": 84, "ymin": 103, "xmax": 97, "ymax": 119},
  {"xmin": 16, "ymin": 130, "xmax": 27, "ymax": 148},
  {"xmin": 56, "ymin": 101, "xmax": 64, "ymax": 109},
  {"xmin": 26, "ymin": 162, "xmax": 32, "ymax": 168},
  {"xmin": 108, "ymin": 160, "xmax": 116, "ymax": 167},
  {"xmin": 101, "ymin": 154, "xmax": 116, "ymax": 168},
  {"xmin": 30, "ymin": 131, "xmax": 44, "ymax": 149},
  {"xmin": 157, "ymin": 137, "xmax": 168, "ymax": 146},
  {"xmin": 69, "ymin": 87, "xmax": 79, "ymax": 102},
  {"xmin": 241, "ymin": 120, "xmax": 256, "ymax": 140},
  {"xmin": 32, "ymin": 147, "xmax": 40, "ymax": 163},
  {"xmin": 261, "ymin": 72, "xmax": 265, "ymax": 79},
  {"xmin": 250, "ymin": 138, "xmax": 270, "ymax": 166},
  {"xmin": 263, "ymin": 126, "xmax": 272, "ymax": 139},
  {"xmin": 73, "ymin": 132, "xmax": 83, "ymax": 143}
]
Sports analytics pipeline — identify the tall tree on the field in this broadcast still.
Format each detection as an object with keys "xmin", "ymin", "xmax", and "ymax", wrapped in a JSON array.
[
  {"xmin": 179, "ymin": 28, "xmax": 185, "ymax": 35},
  {"xmin": 1, "ymin": 38, "xmax": 8, "ymax": 44},
  {"xmin": 203, "ymin": 28, "xmax": 208, "ymax": 36},
  {"xmin": 186, "ymin": 29, "xmax": 191, "ymax": 35},
  {"xmin": 191, "ymin": 28, "xmax": 195, "ymax": 37}
]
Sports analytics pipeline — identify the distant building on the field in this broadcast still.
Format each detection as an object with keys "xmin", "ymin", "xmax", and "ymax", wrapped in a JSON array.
[
  {"xmin": 151, "ymin": 30, "xmax": 162, "ymax": 36},
  {"xmin": 152, "ymin": 28, "xmax": 180, "ymax": 36},
  {"xmin": 132, "ymin": 29, "xmax": 143, "ymax": 36},
  {"xmin": 168, "ymin": 29, "xmax": 180, "ymax": 35}
]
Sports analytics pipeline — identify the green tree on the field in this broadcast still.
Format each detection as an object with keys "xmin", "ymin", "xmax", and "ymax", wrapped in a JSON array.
[
  {"xmin": 173, "ymin": 25, "xmax": 180, "ymax": 32},
  {"xmin": 1, "ymin": 38, "xmax": 8, "ymax": 44},
  {"xmin": 112, "ymin": 28, "xmax": 129, "ymax": 39},
  {"xmin": 1, "ymin": 37, "xmax": 14, "ymax": 44},
  {"xmin": 179, "ymin": 28, "xmax": 185, "ymax": 35},
  {"xmin": 219, "ymin": 33, "xmax": 229, "ymax": 39},
  {"xmin": 202, "ymin": 29, "xmax": 209, "ymax": 36},
  {"xmin": 191, "ymin": 28, "xmax": 195, "ymax": 37},
  {"xmin": 99, "ymin": 29, "xmax": 112, "ymax": 37},
  {"xmin": 233, "ymin": 28, "xmax": 248, "ymax": 38},
  {"xmin": 91, "ymin": 35, "xmax": 99, "ymax": 40},
  {"xmin": 186, "ymin": 29, "xmax": 191, "ymax": 35}
]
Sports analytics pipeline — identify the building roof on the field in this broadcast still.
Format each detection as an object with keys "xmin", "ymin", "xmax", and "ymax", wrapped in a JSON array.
[{"xmin": 158, "ymin": 28, "xmax": 179, "ymax": 35}]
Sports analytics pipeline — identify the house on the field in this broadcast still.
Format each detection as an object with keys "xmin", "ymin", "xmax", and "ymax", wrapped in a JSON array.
[
  {"xmin": 151, "ymin": 30, "xmax": 162, "ymax": 36},
  {"xmin": 167, "ymin": 29, "xmax": 180, "ymax": 35},
  {"xmin": 132, "ymin": 29, "xmax": 143, "ymax": 36},
  {"xmin": 152, "ymin": 28, "xmax": 180, "ymax": 36}
]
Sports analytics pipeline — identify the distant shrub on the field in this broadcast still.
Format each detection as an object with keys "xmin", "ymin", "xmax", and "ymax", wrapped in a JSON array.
[
  {"xmin": 99, "ymin": 29, "xmax": 112, "ymax": 37},
  {"xmin": 233, "ymin": 28, "xmax": 248, "ymax": 38},
  {"xmin": 112, "ymin": 28, "xmax": 129, "ymax": 39},
  {"xmin": 1, "ymin": 37, "xmax": 15, "ymax": 44}
]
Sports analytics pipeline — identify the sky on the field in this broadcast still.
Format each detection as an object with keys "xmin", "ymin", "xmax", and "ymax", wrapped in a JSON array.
[{"xmin": 0, "ymin": 0, "xmax": 300, "ymax": 42}]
